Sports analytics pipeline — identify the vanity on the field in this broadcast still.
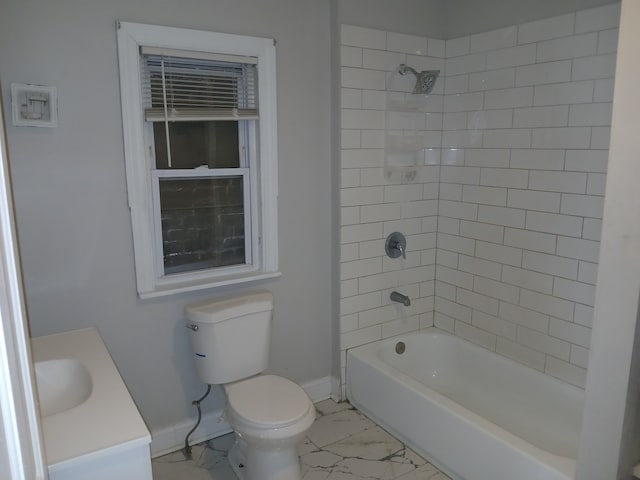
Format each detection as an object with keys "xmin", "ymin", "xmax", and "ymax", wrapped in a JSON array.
[{"xmin": 31, "ymin": 328, "xmax": 152, "ymax": 480}]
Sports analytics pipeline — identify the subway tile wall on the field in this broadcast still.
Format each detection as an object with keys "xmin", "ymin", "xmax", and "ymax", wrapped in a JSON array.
[
  {"xmin": 339, "ymin": 25, "xmax": 444, "ymax": 397},
  {"xmin": 340, "ymin": 3, "xmax": 620, "ymax": 396},
  {"xmin": 436, "ymin": 2, "xmax": 619, "ymax": 389}
]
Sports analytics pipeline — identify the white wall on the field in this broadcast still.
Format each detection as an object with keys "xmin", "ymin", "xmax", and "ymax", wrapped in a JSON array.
[
  {"xmin": 0, "ymin": 0, "xmax": 333, "ymax": 448},
  {"xmin": 444, "ymin": 0, "xmax": 618, "ymax": 39},
  {"xmin": 576, "ymin": 0, "xmax": 640, "ymax": 477},
  {"xmin": 338, "ymin": 0, "xmax": 446, "ymax": 39},
  {"xmin": 0, "ymin": 422, "xmax": 8, "ymax": 479},
  {"xmin": 338, "ymin": 0, "xmax": 617, "ymax": 40}
]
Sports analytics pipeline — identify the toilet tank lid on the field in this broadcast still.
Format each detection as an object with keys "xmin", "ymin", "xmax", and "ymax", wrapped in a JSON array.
[{"xmin": 185, "ymin": 291, "xmax": 273, "ymax": 324}]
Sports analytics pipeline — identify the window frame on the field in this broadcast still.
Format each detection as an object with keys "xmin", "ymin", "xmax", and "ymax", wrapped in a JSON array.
[{"xmin": 117, "ymin": 21, "xmax": 279, "ymax": 298}]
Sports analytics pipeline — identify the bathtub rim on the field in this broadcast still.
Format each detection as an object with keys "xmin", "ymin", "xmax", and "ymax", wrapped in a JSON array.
[{"xmin": 346, "ymin": 328, "xmax": 579, "ymax": 479}]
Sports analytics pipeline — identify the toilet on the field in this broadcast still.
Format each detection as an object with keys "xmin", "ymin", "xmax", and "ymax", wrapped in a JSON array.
[{"xmin": 185, "ymin": 291, "xmax": 315, "ymax": 480}]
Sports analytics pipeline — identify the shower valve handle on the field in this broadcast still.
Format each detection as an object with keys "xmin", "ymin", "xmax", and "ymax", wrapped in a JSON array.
[{"xmin": 385, "ymin": 232, "xmax": 407, "ymax": 260}]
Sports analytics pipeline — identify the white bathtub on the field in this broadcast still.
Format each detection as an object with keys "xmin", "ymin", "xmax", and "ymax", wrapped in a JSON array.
[
  {"xmin": 347, "ymin": 329, "xmax": 584, "ymax": 480},
  {"xmin": 31, "ymin": 328, "xmax": 152, "ymax": 480}
]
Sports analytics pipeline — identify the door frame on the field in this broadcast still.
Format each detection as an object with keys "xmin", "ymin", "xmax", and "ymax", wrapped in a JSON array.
[{"xmin": 0, "ymin": 88, "xmax": 47, "ymax": 480}]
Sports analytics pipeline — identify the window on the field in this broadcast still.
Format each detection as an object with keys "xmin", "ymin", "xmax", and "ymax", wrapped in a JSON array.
[{"xmin": 117, "ymin": 22, "xmax": 279, "ymax": 298}]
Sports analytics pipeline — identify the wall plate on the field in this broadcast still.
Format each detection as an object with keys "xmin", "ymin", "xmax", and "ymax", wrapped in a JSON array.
[{"xmin": 11, "ymin": 83, "xmax": 58, "ymax": 128}]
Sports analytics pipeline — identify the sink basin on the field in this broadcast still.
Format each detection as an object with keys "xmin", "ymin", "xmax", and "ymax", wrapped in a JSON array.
[{"xmin": 35, "ymin": 359, "xmax": 93, "ymax": 417}]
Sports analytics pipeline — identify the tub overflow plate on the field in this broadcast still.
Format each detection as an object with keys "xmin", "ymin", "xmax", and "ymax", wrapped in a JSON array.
[{"xmin": 395, "ymin": 341, "xmax": 406, "ymax": 354}]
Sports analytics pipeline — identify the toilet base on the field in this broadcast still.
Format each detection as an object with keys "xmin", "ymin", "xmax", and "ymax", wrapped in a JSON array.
[
  {"xmin": 227, "ymin": 434, "xmax": 303, "ymax": 480},
  {"xmin": 227, "ymin": 437, "xmax": 247, "ymax": 479}
]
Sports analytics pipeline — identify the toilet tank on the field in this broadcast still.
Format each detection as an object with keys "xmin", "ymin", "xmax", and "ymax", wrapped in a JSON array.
[{"xmin": 185, "ymin": 291, "xmax": 273, "ymax": 385}]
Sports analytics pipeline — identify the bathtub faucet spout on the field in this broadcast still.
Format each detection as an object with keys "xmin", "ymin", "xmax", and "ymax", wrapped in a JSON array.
[{"xmin": 390, "ymin": 291, "xmax": 411, "ymax": 307}]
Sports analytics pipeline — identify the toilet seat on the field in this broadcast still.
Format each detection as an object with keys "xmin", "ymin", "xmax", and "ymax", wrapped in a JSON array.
[{"xmin": 226, "ymin": 374, "xmax": 312, "ymax": 429}]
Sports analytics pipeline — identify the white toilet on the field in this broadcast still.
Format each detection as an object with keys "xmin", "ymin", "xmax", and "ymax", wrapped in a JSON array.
[{"xmin": 185, "ymin": 291, "xmax": 315, "ymax": 480}]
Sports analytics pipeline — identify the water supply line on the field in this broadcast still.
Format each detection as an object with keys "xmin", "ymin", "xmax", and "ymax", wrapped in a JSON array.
[{"xmin": 183, "ymin": 384, "xmax": 212, "ymax": 459}]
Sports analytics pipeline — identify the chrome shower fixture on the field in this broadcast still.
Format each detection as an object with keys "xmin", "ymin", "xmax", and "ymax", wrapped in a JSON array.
[{"xmin": 398, "ymin": 64, "xmax": 440, "ymax": 95}]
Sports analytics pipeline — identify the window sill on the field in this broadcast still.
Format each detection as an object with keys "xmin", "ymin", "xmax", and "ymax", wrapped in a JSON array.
[{"xmin": 138, "ymin": 271, "xmax": 281, "ymax": 299}]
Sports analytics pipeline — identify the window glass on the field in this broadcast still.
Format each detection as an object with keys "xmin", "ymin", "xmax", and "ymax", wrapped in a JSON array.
[
  {"xmin": 159, "ymin": 176, "xmax": 245, "ymax": 273},
  {"xmin": 153, "ymin": 121, "xmax": 240, "ymax": 169}
]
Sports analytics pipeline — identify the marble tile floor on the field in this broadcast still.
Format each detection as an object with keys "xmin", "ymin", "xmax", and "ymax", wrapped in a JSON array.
[{"xmin": 152, "ymin": 399, "xmax": 451, "ymax": 480}]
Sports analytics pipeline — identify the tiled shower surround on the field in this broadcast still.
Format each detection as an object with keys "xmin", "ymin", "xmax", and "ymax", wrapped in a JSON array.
[{"xmin": 339, "ymin": 3, "xmax": 620, "ymax": 396}]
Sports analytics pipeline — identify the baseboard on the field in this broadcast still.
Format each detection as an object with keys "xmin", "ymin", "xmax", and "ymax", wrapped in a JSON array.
[
  {"xmin": 301, "ymin": 375, "xmax": 334, "ymax": 402},
  {"xmin": 150, "ymin": 375, "xmax": 334, "ymax": 458},
  {"xmin": 150, "ymin": 407, "xmax": 232, "ymax": 458}
]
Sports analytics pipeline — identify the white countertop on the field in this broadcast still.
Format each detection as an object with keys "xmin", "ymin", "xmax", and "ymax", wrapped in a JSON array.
[{"xmin": 31, "ymin": 327, "xmax": 150, "ymax": 469}]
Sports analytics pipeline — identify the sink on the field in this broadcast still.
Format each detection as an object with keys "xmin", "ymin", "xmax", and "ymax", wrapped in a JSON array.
[
  {"xmin": 35, "ymin": 359, "xmax": 93, "ymax": 417},
  {"xmin": 31, "ymin": 328, "xmax": 151, "ymax": 474}
]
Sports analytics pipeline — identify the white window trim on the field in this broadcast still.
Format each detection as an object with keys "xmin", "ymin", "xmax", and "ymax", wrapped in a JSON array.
[{"xmin": 117, "ymin": 21, "xmax": 279, "ymax": 298}]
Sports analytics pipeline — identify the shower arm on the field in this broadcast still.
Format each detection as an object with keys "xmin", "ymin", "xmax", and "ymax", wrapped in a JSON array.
[{"xmin": 398, "ymin": 64, "xmax": 419, "ymax": 77}]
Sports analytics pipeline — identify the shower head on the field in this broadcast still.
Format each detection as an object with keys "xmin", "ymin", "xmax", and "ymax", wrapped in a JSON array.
[{"xmin": 398, "ymin": 63, "xmax": 440, "ymax": 95}]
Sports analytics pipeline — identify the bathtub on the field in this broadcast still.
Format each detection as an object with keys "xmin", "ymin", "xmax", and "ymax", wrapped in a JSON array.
[
  {"xmin": 31, "ymin": 327, "xmax": 152, "ymax": 480},
  {"xmin": 347, "ymin": 329, "xmax": 584, "ymax": 480}
]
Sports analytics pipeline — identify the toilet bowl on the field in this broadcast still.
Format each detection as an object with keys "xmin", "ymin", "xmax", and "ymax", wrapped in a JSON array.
[
  {"xmin": 224, "ymin": 375, "xmax": 315, "ymax": 480},
  {"xmin": 185, "ymin": 292, "xmax": 315, "ymax": 480}
]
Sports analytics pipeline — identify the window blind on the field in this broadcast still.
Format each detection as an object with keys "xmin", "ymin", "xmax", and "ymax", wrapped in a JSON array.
[{"xmin": 140, "ymin": 47, "xmax": 259, "ymax": 122}]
